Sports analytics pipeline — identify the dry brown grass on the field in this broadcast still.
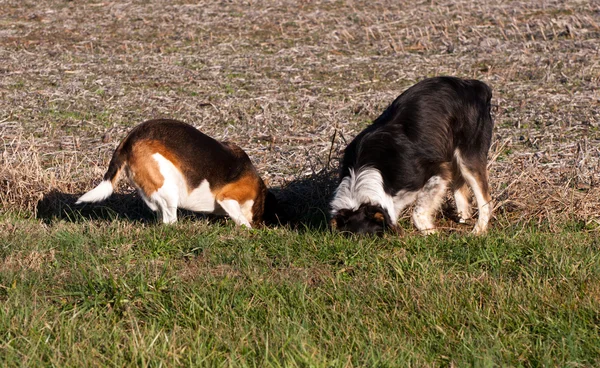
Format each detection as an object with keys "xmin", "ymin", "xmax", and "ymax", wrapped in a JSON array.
[
  {"xmin": 2, "ymin": 249, "xmax": 56, "ymax": 272},
  {"xmin": 1, "ymin": 0, "xmax": 599, "ymax": 228}
]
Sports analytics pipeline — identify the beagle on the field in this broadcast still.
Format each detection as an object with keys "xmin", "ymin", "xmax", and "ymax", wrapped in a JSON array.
[{"xmin": 77, "ymin": 119, "xmax": 276, "ymax": 227}]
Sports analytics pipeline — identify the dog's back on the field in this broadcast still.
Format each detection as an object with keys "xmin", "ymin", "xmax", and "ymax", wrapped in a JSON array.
[
  {"xmin": 341, "ymin": 77, "xmax": 492, "ymax": 191},
  {"xmin": 331, "ymin": 76, "xmax": 494, "ymax": 235}
]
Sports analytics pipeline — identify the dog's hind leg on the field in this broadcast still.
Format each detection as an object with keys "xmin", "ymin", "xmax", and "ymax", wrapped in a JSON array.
[
  {"xmin": 455, "ymin": 152, "xmax": 492, "ymax": 235},
  {"xmin": 139, "ymin": 190, "xmax": 159, "ymax": 212},
  {"xmin": 133, "ymin": 153, "xmax": 180, "ymax": 224},
  {"xmin": 412, "ymin": 175, "xmax": 448, "ymax": 235},
  {"xmin": 151, "ymin": 184, "xmax": 179, "ymax": 224},
  {"xmin": 451, "ymin": 173, "xmax": 472, "ymax": 224}
]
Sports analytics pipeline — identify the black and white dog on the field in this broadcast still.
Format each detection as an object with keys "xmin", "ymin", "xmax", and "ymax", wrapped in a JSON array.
[{"xmin": 330, "ymin": 76, "xmax": 494, "ymax": 235}]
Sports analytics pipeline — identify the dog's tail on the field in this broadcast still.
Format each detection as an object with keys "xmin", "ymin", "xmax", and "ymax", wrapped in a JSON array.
[{"xmin": 76, "ymin": 142, "xmax": 127, "ymax": 204}]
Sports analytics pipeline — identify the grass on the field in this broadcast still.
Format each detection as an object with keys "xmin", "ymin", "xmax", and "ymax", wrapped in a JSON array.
[
  {"xmin": 1, "ymin": 0, "xmax": 599, "ymax": 366},
  {"xmin": 1, "ymin": 217, "xmax": 600, "ymax": 366}
]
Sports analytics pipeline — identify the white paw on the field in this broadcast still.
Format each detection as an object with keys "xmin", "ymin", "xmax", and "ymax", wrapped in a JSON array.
[
  {"xmin": 421, "ymin": 228, "xmax": 438, "ymax": 236},
  {"xmin": 471, "ymin": 224, "xmax": 487, "ymax": 235}
]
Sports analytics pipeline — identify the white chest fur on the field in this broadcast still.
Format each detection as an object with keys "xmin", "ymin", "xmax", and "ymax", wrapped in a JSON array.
[{"xmin": 152, "ymin": 153, "xmax": 217, "ymax": 213}]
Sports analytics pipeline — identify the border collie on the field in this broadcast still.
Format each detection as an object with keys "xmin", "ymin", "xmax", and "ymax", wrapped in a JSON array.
[
  {"xmin": 330, "ymin": 76, "xmax": 494, "ymax": 235},
  {"xmin": 77, "ymin": 119, "xmax": 276, "ymax": 227}
]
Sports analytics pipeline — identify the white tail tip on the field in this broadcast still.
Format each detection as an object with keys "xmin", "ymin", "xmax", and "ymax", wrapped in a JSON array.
[{"xmin": 76, "ymin": 180, "xmax": 114, "ymax": 204}]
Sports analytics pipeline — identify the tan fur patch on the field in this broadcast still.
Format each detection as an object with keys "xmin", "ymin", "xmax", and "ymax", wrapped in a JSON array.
[
  {"xmin": 373, "ymin": 212, "xmax": 385, "ymax": 222},
  {"xmin": 439, "ymin": 162, "xmax": 452, "ymax": 181},
  {"xmin": 474, "ymin": 171, "xmax": 492, "ymax": 203},
  {"xmin": 215, "ymin": 173, "xmax": 259, "ymax": 203},
  {"xmin": 126, "ymin": 139, "xmax": 192, "ymax": 197},
  {"xmin": 457, "ymin": 182, "xmax": 471, "ymax": 199},
  {"xmin": 143, "ymin": 140, "xmax": 184, "ymax": 171},
  {"xmin": 330, "ymin": 218, "xmax": 338, "ymax": 229},
  {"xmin": 127, "ymin": 141, "xmax": 169, "ymax": 196}
]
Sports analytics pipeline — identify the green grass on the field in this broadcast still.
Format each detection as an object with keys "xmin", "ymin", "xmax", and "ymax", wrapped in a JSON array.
[
  {"xmin": 1, "ymin": 217, "xmax": 599, "ymax": 366},
  {"xmin": 1, "ymin": 0, "xmax": 598, "ymax": 366}
]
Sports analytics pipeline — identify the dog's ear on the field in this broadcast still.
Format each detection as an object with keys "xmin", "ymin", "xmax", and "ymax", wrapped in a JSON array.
[
  {"xmin": 364, "ymin": 206, "xmax": 388, "ymax": 224},
  {"xmin": 365, "ymin": 206, "xmax": 398, "ymax": 233},
  {"xmin": 265, "ymin": 190, "xmax": 278, "ymax": 209}
]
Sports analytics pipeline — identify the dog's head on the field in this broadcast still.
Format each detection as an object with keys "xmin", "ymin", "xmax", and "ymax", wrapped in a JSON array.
[{"xmin": 330, "ymin": 203, "xmax": 396, "ymax": 235}]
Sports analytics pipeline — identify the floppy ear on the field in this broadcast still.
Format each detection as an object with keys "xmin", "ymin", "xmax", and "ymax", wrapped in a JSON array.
[
  {"xmin": 265, "ymin": 190, "xmax": 278, "ymax": 210},
  {"xmin": 364, "ymin": 206, "xmax": 388, "ymax": 224},
  {"xmin": 367, "ymin": 207, "xmax": 398, "ymax": 233}
]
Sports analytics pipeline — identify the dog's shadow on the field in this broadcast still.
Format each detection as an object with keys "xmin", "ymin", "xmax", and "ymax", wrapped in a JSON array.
[
  {"xmin": 36, "ymin": 169, "xmax": 340, "ymax": 230},
  {"xmin": 37, "ymin": 190, "xmax": 160, "ymax": 224},
  {"xmin": 269, "ymin": 168, "xmax": 339, "ymax": 230},
  {"xmin": 35, "ymin": 189, "xmax": 234, "ymax": 226}
]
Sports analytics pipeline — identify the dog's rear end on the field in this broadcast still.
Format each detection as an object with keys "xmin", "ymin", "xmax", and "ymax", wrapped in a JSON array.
[
  {"xmin": 330, "ymin": 76, "xmax": 494, "ymax": 235},
  {"xmin": 449, "ymin": 79, "xmax": 494, "ymax": 234}
]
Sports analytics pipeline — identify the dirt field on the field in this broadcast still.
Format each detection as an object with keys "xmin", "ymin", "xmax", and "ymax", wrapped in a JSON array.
[{"xmin": 1, "ymin": 0, "xmax": 599, "ymax": 228}]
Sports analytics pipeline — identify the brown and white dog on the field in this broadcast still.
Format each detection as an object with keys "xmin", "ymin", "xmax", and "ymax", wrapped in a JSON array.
[
  {"xmin": 330, "ymin": 76, "xmax": 494, "ymax": 235},
  {"xmin": 77, "ymin": 119, "xmax": 276, "ymax": 227}
]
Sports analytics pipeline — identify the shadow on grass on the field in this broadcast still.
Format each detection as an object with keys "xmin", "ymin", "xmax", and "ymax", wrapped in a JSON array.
[
  {"xmin": 35, "ymin": 189, "xmax": 227, "ymax": 225},
  {"xmin": 270, "ymin": 167, "xmax": 339, "ymax": 231},
  {"xmin": 36, "ymin": 189, "xmax": 158, "ymax": 224},
  {"xmin": 35, "ymin": 168, "xmax": 340, "ymax": 230}
]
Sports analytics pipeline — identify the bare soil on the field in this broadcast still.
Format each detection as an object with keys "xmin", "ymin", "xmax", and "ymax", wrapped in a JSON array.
[{"xmin": 1, "ymin": 0, "xmax": 599, "ymax": 229}]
